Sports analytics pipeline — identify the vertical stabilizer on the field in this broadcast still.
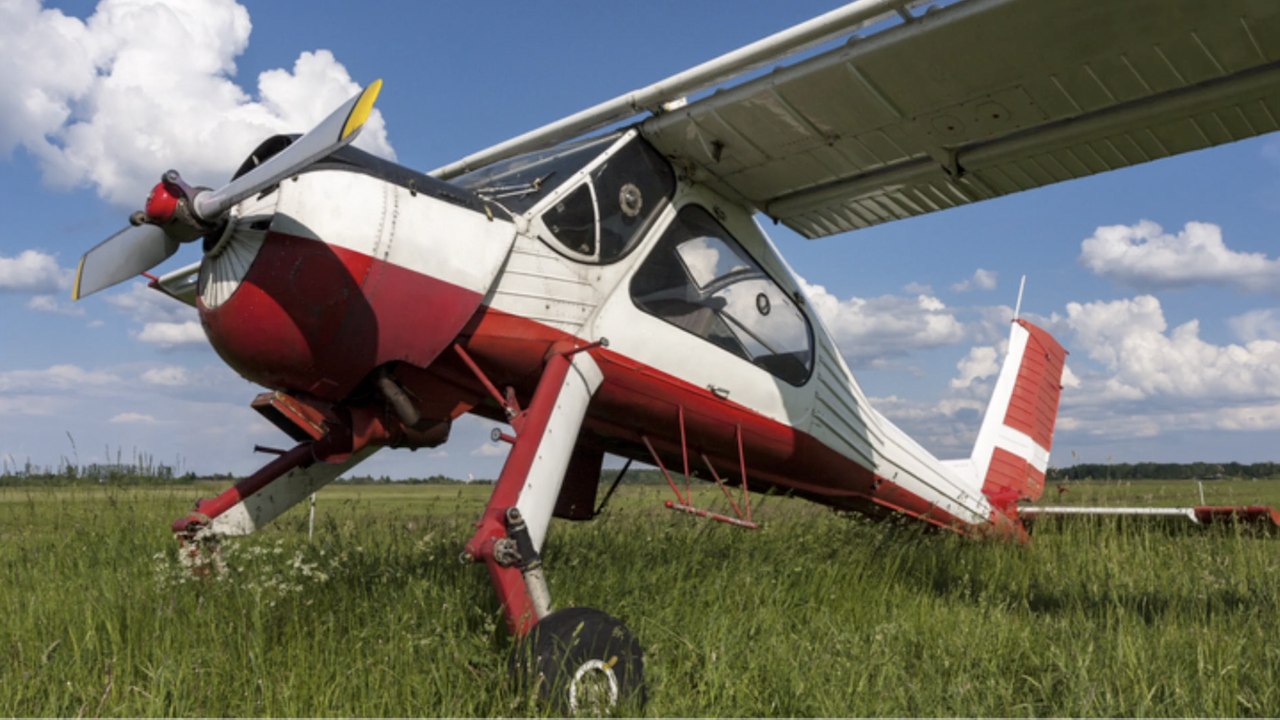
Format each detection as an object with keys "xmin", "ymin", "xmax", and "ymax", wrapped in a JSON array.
[{"xmin": 963, "ymin": 319, "xmax": 1067, "ymax": 509}]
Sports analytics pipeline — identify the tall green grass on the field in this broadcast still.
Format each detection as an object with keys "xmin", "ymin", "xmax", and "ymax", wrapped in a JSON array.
[{"xmin": 2, "ymin": 481, "xmax": 1278, "ymax": 716}]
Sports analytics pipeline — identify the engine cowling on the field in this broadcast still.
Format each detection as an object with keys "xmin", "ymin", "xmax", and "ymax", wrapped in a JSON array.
[{"xmin": 197, "ymin": 167, "xmax": 516, "ymax": 401}]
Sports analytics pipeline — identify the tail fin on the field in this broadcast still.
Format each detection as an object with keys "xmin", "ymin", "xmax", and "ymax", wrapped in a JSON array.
[{"xmin": 956, "ymin": 319, "xmax": 1067, "ymax": 508}]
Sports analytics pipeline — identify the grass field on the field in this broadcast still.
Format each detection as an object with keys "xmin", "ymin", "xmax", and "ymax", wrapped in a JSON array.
[{"xmin": 2, "ymin": 478, "xmax": 1279, "ymax": 716}]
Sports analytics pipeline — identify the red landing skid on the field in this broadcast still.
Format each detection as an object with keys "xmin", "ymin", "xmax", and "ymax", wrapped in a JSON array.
[
  {"xmin": 639, "ymin": 410, "xmax": 759, "ymax": 531},
  {"xmin": 1019, "ymin": 505, "xmax": 1280, "ymax": 529}
]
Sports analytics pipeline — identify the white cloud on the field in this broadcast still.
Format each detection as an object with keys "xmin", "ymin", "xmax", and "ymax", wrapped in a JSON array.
[
  {"xmin": 26, "ymin": 294, "xmax": 85, "ymax": 315},
  {"xmin": 1061, "ymin": 296, "xmax": 1280, "ymax": 412},
  {"xmin": 141, "ymin": 366, "xmax": 190, "ymax": 386},
  {"xmin": 105, "ymin": 282, "xmax": 194, "ymax": 323},
  {"xmin": 949, "ymin": 345, "xmax": 999, "ymax": 389},
  {"xmin": 0, "ymin": 364, "xmax": 120, "ymax": 391},
  {"xmin": 1061, "ymin": 363, "xmax": 1081, "ymax": 390},
  {"xmin": 951, "ymin": 268, "xmax": 998, "ymax": 292},
  {"xmin": 1228, "ymin": 308, "xmax": 1280, "ymax": 343},
  {"xmin": 0, "ymin": 250, "xmax": 70, "ymax": 292},
  {"xmin": 0, "ymin": 394, "xmax": 68, "ymax": 417},
  {"xmin": 1, "ymin": 0, "xmax": 393, "ymax": 208},
  {"xmin": 1079, "ymin": 220, "xmax": 1280, "ymax": 292},
  {"xmin": 471, "ymin": 441, "xmax": 508, "ymax": 458},
  {"xmin": 871, "ymin": 393, "xmax": 987, "ymax": 458},
  {"xmin": 137, "ymin": 320, "xmax": 206, "ymax": 347},
  {"xmin": 800, "ymin": 280, "xmax": 966, "ymax": 363},
  {"xmin": 110, "ymin": 412, "xmax": 157, "ymax": 424}
]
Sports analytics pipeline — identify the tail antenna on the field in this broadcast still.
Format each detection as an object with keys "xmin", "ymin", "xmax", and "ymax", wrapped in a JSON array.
[{"xmin": 1013, "ymin": 274, "xmax": 1027, "ymax": 321}]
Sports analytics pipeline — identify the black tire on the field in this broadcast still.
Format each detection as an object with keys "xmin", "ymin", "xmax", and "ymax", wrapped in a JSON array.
[{"xmin": 511, "ymin": 607, "xmax": 646, "ymax": 715}]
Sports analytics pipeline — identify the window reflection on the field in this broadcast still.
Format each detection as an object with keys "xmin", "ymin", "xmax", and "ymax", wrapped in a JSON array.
[{"xmin": 632, "ymin": 206, "xmax": 814, "ymax": 385}]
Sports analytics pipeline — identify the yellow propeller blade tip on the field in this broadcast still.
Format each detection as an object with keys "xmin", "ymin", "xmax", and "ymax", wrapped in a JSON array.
[
  {"xmin": 71, "ymin": 256, "xmax": 86, "ymax": 301},
  {"xmin": 341, "ymin": 79, "xmax": 383, "ymax": 141}
]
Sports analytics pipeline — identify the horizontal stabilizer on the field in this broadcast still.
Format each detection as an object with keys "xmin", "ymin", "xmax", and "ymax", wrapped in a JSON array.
[{"xmin": 1021, "ymin": 505, "xmax": 1280, "ymax": 529}]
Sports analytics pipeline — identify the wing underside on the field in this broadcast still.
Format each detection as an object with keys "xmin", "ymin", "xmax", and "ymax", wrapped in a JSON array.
[{"xmin": 642, "ymin": 0, "xmax": 1280, "ymax": 238}]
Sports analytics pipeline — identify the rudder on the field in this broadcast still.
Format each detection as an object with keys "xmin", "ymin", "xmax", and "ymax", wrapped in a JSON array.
[{"xmin": 966, "ymin": 319, "xmax": 1067, "ymax": 508}]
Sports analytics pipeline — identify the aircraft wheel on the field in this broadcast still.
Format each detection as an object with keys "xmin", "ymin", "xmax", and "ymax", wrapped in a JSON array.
[{"xmin": 511, "ymin": 607, "xmax": 645, "ymax": 715}]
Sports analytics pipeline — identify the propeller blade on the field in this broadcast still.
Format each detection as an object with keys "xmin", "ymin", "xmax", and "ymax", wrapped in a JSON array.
[
  {"xmin": 72, "ymin": 79, "xmax": 383, "ymax": 301},
  {"xmin": 72, "ymin": 223, "xmax": 179, "ymax": 300},
  {"xmin": 192, "ymin": 79, "xmax": 383, "ymax": 222}
]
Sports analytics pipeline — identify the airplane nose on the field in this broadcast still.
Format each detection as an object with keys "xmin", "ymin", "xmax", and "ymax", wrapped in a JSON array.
[
  {"xmin": 199, "ymin": 221, "xmax": 378, "ymax": 399},
  {"xmin": 196, "ymin": 166, "xmax": 516, "ymax": 401}
]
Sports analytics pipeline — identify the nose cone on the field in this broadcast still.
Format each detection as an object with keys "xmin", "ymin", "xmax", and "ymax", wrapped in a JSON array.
[{"xmin": 200, "ymin": 229, "xmax": 378, "ymax": 399}]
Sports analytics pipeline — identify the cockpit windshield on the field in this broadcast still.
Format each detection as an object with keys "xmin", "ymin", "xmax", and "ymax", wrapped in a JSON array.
[
  {"xmin": 454, "ymin": 134, "xmax": 619, "ymax": 213},
  {"xmin": 457, "ymin": 131, "xmax": 676, "ymax": 266}
]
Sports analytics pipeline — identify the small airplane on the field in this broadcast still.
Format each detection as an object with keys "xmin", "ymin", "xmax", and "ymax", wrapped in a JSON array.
[{"xmin": 71, "ymin": 0, "xmax": 1280, "ymax": 711}]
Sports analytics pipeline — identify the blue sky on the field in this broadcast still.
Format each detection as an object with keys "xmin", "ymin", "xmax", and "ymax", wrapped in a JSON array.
[{"xmin": 3, "ymin": 0, "xmax": 1280, "ymax": 479}]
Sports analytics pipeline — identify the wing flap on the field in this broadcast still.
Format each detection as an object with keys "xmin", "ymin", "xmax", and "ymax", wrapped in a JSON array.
[{"xmin": 643, "ymin": 0, "xmax": 1280, "ymax": 238}]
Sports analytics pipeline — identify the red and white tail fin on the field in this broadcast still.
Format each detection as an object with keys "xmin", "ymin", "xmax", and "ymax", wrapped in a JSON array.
[{"xmin": 948, "ymin": 319, "xmax": 1067, "ymax": 511}]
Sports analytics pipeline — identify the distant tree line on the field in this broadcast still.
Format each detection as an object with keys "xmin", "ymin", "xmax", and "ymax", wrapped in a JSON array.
[
  {"xmin": 1049, "ymin": 462, "xmax": 1280, "ymax": 481},
  {"xmin": 334, "ymin": 474, "xmax": 490, "ymax": 485}
]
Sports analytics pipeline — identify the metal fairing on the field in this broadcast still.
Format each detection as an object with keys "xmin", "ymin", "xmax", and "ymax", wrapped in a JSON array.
[{"xmin": 486, "ymin": 233, "xmax": 613, "ymax": 333}]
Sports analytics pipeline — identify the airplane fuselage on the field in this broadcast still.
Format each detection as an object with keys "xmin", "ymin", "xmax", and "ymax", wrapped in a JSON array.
[{"xmin": 196, "ymin": 131, "xmax": 1017, "ymax": 535}]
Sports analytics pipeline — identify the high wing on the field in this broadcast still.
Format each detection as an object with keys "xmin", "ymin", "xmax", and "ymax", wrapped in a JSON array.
[{"xmin": 640, "ymin": 0, "xmax": 1280, "ymax": 238}]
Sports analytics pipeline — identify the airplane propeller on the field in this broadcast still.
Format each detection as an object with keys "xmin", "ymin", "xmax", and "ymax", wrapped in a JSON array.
[{"xmin": 71, "ymin": 79, "xmax": 384, "ymax": 300}]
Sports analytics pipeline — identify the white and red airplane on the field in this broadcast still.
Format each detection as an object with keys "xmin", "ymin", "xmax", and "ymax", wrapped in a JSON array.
[{"xmin": 72, "ymin": 0, "xmax": 1280, "ymax": 710}]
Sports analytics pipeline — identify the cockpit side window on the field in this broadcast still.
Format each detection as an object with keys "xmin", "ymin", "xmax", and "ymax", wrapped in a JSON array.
[
  {"xmin": 542, "ymin": 183, "xmax": 597, "ymax": 256},
  {"xmin": 631, "ymin": 206, "xmax": 814, "ymax": 385},
  {"xmin": 534, "ymin": 134, "xmax": 675, "ymax": 265},
  {"xmin": 591, "ymin": 137, "xmax": 675, "ymax": 262}
]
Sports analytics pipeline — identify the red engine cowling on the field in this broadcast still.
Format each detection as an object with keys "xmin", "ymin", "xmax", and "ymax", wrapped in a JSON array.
[{"xmin": 196, "ymin": 167, "xmax": 514, "ymax": 402}]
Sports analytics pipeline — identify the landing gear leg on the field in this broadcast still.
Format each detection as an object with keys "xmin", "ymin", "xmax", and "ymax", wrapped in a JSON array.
[{"xmin": 460, "ymin": 347, "xmax": 646, "ymax": 711}]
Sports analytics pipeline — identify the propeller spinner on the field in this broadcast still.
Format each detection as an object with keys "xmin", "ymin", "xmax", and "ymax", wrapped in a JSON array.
[{"xmin": 71, "ymin": 79, "xmax": 383, "ymax": 300}]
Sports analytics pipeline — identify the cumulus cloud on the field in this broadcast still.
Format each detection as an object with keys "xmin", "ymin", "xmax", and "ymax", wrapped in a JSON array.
[
  {"xmin": 141, "ymin": 366, "xmax": 190, "ymax": 386},
  {"xmin": 105, "ymin": 282, "xmax": 194, "ymax": 323},
  {"xmin": 0, "ymin": 250, "xmax": 70, "ymax": 292},
  {"xmin": 800, "ymin": 280, "xmax": 966, "ymax": 364},
  {"xmin": 27, "ymin": 294, "xmax": 85, "ymax": 315},
  {"xmin": 1079, "ymin": 220, "xmax": 1280, "ymax": 292},
  {"xmin": 951, "ymin": 268, "xmax": 998, "ymax": 292},
  {"xmin": 0, "ymin": 364, "xmax": 120, "ymax": 391},
  {"xmin": 949, "ymin": 345, "xmax": 999, "ymax": 389},
  {"xmin": 1063, "ymin": 295, "xmax": 1280, "ymax": 403},
  {"xmin": 137, "ymin": 320, "xmax": 206, "ymax": 347},
  {"xmin": 1, "ymin": 0, "xmax": 393, "ymax": 207},
  {"xmin": 871, "ymin": 392, "xmax": 987, "ymax": 457},
  {"xmin": 1228, "ymin": 308, "xmax": 1280, "ymax": 343},
  {"xmin": 471, "ymin": 441, "xmax": 509, "ymax": 458}
]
